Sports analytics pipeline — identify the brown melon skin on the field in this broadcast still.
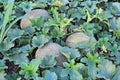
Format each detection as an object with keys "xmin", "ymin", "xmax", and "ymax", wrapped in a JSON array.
[
  {"xmin": 35, "ymin": 43, "xmax": 67, "ymax": 66},
  {"xmin": 66, "ymin": 32, "xmax": 90, "ymax": 48},
  {"xmin": 20, "ymin": 9, "xmax": 50, "ymax": 29}
]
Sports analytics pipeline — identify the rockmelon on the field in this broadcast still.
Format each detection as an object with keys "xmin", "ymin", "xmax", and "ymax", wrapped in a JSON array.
[
  {"xmin": 66, "ymin": 32, "xmax": 90, "ymax": 48},
  {"xmin": 20, "ymin": 9, "xmax": 50, "ymax": 28},
  {"xmin": 35, "ymin": 43, "xmax": 67, "ymax": 66}
]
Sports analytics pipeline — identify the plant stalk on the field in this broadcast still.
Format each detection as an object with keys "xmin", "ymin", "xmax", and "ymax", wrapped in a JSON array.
[{"xmin": 0, "ymin": 0, "xmax": 14, "ymax": 43}]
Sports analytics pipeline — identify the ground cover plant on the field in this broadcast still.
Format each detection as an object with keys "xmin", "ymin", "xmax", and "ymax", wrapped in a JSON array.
[{"xmin": 0, "ymin": 0, "xmax": 120, "ymax": 80}]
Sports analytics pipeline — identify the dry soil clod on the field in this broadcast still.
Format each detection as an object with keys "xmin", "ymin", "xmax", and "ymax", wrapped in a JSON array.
[{"xmin": 20, "ymin": 9, "xmax": 50, "ymax": 29}]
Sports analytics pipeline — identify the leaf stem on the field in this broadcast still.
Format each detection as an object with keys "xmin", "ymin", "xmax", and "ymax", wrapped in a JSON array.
[
  {"xmin": 1, "ymin": 16, "xmax": 25, "ymax": 42},
  {"xmin": 0, "ymin": 0, "xmax": 14, "ymax": 43}
]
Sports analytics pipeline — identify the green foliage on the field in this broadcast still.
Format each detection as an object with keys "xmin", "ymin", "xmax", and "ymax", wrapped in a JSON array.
[
  {"xmin": 97, "ymin": 59, "xmax": 116, "ymax": 79},
  {"xmin": 3, "ymin": 45, "xmax": 30, "ymax": 65},
  {"xmin": 30, "ymin": 17, "xmax": 44, "ymax": 30},
  {"xmin": 5, "ymin": 51, "xmax": 29, "ymax": 66},
  {"xmin": 18, "ymin": 1, "xmax": 33, "ymax": 13},
  {"xmin": 7, "ymin": 28, "xmax": 24, "ymax": 41},
  {"xmin": 32, "ymin": 35, "xmax": 49, "ymax": 48},
  {"xmin": 0, "ymin": 71, "xmax": 6, "ymax": 80},
  {"xmin": 0, "ymin": 38, "xmax": 14, "ymax": 52},
  {"xmin": 81, "ymin": 23, "xmax": 97, "ymax": 36},
  {"xmin": 0, "ymin": 0, "xmax": 120, "ymax": 79},
  {"xmin": 98, "ymin": 10, "xmax": 113, "ymax": 20},
  {"xmin": 112, "ymin": 66, "xmax": 120, "ymax": 80},
  {"xmin": 19, "ymin": 59, "xmax": 41, "ymax": 80},
  {"xmin": 109, "ymin": 2, "xmax": 120, "ymax": 15},
  {"xmin": 96, "ymin": 37, "xmax": 111, "ymax": 50},
  {"xmin": 5, "ymin": 72, "xmax": 19, "ymax": 80},
  {"xmin": 61, "ymin": 59, "xmax": 84, "ymax": 80},
  {"xmin": 50, "ymin": 67, "xmax": 69, "ymax": 80},
  {"xmin": 81, "ymin": 1, "xmax": 97, "ymax": 13},
  {"xmin": 0, "ymin": 60, "xmax": 7, "ymax": 71},
  {"xmin": 46, "ymin": 7, "xmax": 73, "ymax": 38},
  {"xmin": 81, "ymin": 53, "xmax": 101, "ymax": 79},
  {"xmin": 42, "ymin": 70, "xmax": 58, "ymax": 80},
  {"xmin": 70, "ymin": 8, "xmax": 86, "ymax": 19},
  {"xmin": 40, "ymin": 55, "xmax": 56, "ymax": 68},
  {"xmin": 0, "ymin": 0, "xmax": 14, "ymax": 43},
  {"xmin": 61, "ymin": 47, "xmax": 80, "ymax": 61},
  {"xmin": 76, "ymin": 37, "xmax": 97, "ymax": 51},
  {"xmin": 110, "ymin": 44, "xmax": 120, "ymax": 64}
]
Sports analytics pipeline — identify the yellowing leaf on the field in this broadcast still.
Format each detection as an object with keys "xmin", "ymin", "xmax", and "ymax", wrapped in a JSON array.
[{"xmin": 52, "ymin": 1, "xmax": 62, "ymax": 7}]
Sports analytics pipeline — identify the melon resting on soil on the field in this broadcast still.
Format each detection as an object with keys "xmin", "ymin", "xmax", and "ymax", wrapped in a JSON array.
[
  {"xmin": 66, "ymin": 32, "xmax": 90, "ymax": 48},
  {"xmin": 20, "ymin": 9, "xmax": 50, "ymax": 29},
  {"xmin": 35, "ymin": 43, "xmax": 67, "ymax": 66}
]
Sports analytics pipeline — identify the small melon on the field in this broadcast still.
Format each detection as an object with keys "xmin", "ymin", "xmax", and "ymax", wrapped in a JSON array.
[
  {"xmin": 35, "ymin": 43, "xmax": 67, "ymax": 66},
  {"xmin": 20, "ymin": 9, "xmax": 50, "ymax": 29},
  {"xmin": 66, "ymin": 32, "xmax": 90, "ymax": 48}
]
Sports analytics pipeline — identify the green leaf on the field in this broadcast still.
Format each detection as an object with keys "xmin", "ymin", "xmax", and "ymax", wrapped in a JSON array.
[
  {"xmin": 5, "ymin": 72, "xmax": 19, "ymax": 80},
  {"xmin": 109, "ymin": 2, "xmax": 120, "ymax": 15},
  {"xmin": 19, "ymin": 45, "xmax": 31, "ymax": 53},
  {"xmin": 69, "ymin": 1, "xmax": 78, "ymax": 7},
  {"xmin": 32, "ymin": 35, "xmax": 49, "ymax": 48},
  {"xmin": 76, "ymin": 37, "xmax": 96, "ymax": 51},
  {"xmin": 96, "ymin": 37, "xmax": 111, "ymax": 49},
  {"xmin": 60, "ymin": 0, "xmax": 69, "ymax": 5},
  {"xmin": 51, "ymin": 27, "xmax": 64, "ymax": 38},
  {"xmin": 29, "ymin": 59, "xmax": 41, "ymax": 73},
  {"xmin": 115, "ymin": 18, "xmax": 120, "ymax": 30},
  {"xmin": 6, "ymin": 52, "xmax": 29, "ymax": 66},
  {"xmin": 63, "ymin": 59, "xmax": 84, "ymax": 70},
  {"xmin": 4, "ymin": 45, "xmax": 30, "ymax": 65},
  {"xmin": 61, "ymin": 47, "xmax": 80, "ymax": 60},
  {"xmin": 61, "ymin": 69, "xmax": 83, "ymax": 80},
  {"xmin": 20, "ymin": 59, "xmax": 41, "ymax": 80},
  {"xmin": 18, "ymin": 1, "xmax": 32, "ymax": 13},
  {"xmin": 4, "ymin": 45, "xmax": 30, "ymax": 64},
  {"xmin": 33, "ymin": 1, "xmax": 47, "ymax": 9},
  {"xmin": 37, "ymin": 77, "xmax": 43, "ymax": 80},
  {"xmin": 109, "ymin": 17, "xmax": 120, "ymax": 31},
  {"xmin": 23, "ymin": 27, "xmax": 35, "ymax": 35},
  {"xmin": 81, "ymin": 1, "xmax": 97, "ymax": 13},
  {"xmin": 43, "ymin": 70, "xmax": 57, "ymax": 80},
  {"xmin": 69, "ymin": 70, "xmax": 83, "ymax": 80},
  {"xmin": 0, "ymin": 60, "xmax": 6, "ymax": 80},
  {"xmin": 0, "ymin": 70, "xmax": 6, "ymax": 80},
  {"xmin": 0, "ymin": 38, "xmax": 14, "ymax": 52},
  {"xmin": 30, "ymin": 17, "xmax": 44, "ymax": 30},
  {"xmin": 61, "ymin": 60, "xmax": 84, "ymax": 80},
  {"xmin": 70, "ymin": 8, "xmax": 86, "ymax": 19},
  {"xmin": 60, "ymin": 18, "xmax": 73, "ymax": 29},
  {"xmin": 0, "ymin": 60, "xmax": 7, "ymax": 71},
  {"xmin": 112, "ymin": 66, "xmax": 120, "ymax": 80},
  {"xmin": 111, "ymin": 52, "xmax": 120, "ymax": 64},
  {"xmin": 109, "ymin": 18, "xmax": 117, "ymax": 30},
  {"xmin": 41, "ymin": 28, "xmax": 49, "ymax": 35},
  {"xmin": 20, "ymin": 63, "xmax": 37, "ymax": 79},
  {"xmin": 81, "ymin": 23, "xmax": 96, "ymax": 36},
  {"xmin": 40, "ymin": 55, "xmax": 56, "ymax": 68},
  {"xmin": 98, "ymin": 10, "xmax": 113, "ymax": 20},
  {"xmin": 61, "ymin": 69, "xmax": 70, "ymax": 77},
  {"xmin": 0, "ymin": 0, "xmax": 14, "ymax": 43},
  {"xmin": 7, "ymin": 28, "xmax": 24, "ymax": 41},
  {"xmin": 50, "ymin": 67, "xmax": 69, "ymax": 80},
  {"xmin": 97, "ymin": 59, "xmax": 116, "ymax": 79},
  {"xmin": 81, "ymin": 53, "xmax": 101, "ymax": 79},
  {"xmin": 110, "ymin": 44, "xmax": 120, "ymax": 64}
]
